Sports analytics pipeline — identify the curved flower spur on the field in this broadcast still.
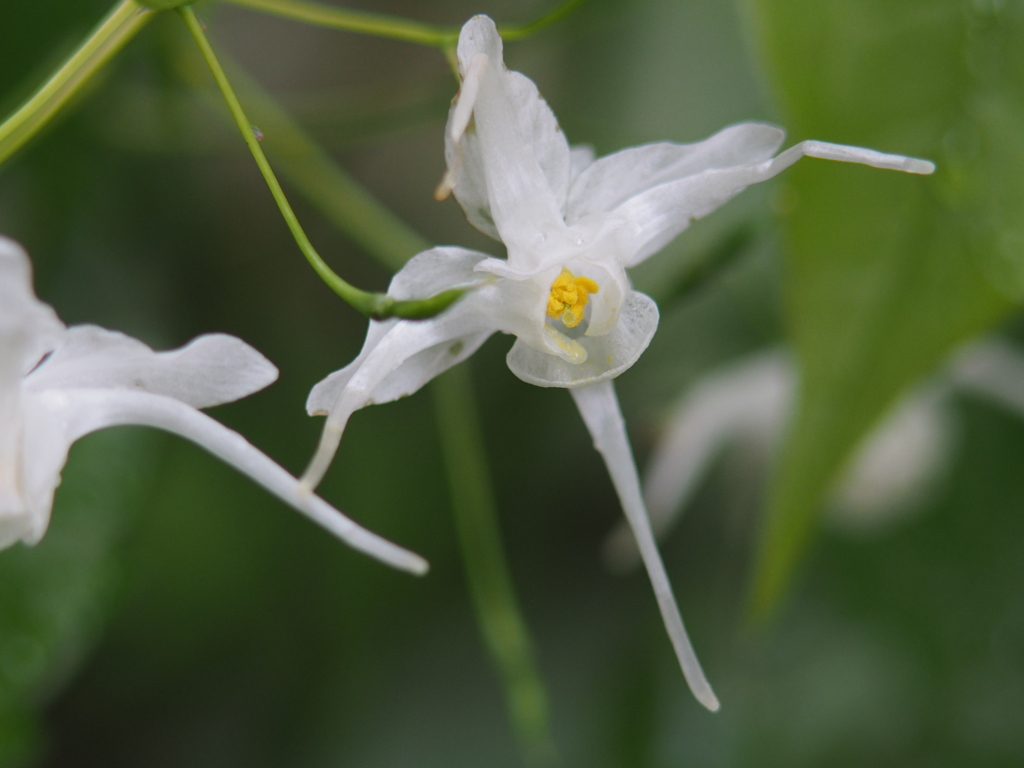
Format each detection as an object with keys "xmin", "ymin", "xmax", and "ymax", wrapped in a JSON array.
[
  {"xmin": 300, "ymin": 15, "xmax": 934, "ymax": 710},
  {"xmin": 0, "ymin": 236, "xmax": 425, "ymax": 576}
]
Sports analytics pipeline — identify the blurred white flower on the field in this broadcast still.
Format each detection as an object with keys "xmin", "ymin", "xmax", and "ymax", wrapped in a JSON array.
[
  {"xmin": 0, "ymin": 236, "xmax": 425, "ymax": 575},
  {"xmin": 300, "ymin": 15, "xmax": 934, "ymax": 710},
  {"xmin": 605, "ymin": 341, "xmax": 1024, "ymax": 569}
]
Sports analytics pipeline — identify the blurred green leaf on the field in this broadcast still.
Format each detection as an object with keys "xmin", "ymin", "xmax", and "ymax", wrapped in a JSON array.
[
  {"xmin": 0, "ymin": 430, "xmax": 158, "ymax": 766},
  {"xmin": 749, "ymin": 0, "xmax": 1024, "ymax": 614}
]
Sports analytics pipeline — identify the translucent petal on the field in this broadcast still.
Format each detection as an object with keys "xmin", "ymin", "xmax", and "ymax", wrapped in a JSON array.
[
  {"xmin": 23, "ymin": 387, "xmax": 428, "ymax": 573},
  {"xmin": 614, "ymin": 139, "xmax": 935, "ymax": 266},
  {"xmin": 571, "ymin": 381, "xmax": 719, "ymax": 711},
  {"xmin": 506, "ymin": 291, "xmax": 658, "ymax": 388},
  {"xmin": 445, "ymin": 16, "xmax": 569, "ymax": 265},
  {"xmin": 25, "ymin": 326, "xmax": 278, "ymax": 409},
  {"xmin": 604, "ymin": 351, "xmax": 793, "ymax": 570},
  {"xmin": 303, "ymin": 292, "xmax": 499, "ymax": 489},
  {"xmin": 566, "ymin": 123, "xmax": 785, "ymax": 223}
]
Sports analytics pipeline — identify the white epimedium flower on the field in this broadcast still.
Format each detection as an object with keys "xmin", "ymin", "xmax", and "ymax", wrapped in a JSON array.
[
  {"xmin": 0, "ymin": 237, "xmax": 425, "ymax": 576},
  {"xmin": 300, "ymin": 15, "xmax": 934, "ymax": 711},
  {"xmin": 605, "ymin": 341, "xmax": 1024, "ymax": 569}
]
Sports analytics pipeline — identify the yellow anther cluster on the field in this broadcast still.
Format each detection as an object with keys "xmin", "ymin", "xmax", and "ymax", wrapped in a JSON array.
[{"xmin": 546, "ymin": 269, "xmax": 599, "ymax": 328}]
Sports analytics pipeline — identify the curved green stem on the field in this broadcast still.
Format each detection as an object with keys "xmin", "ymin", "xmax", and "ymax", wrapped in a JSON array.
[
  {"xmin": 221, "ymin": 0, "xmax": 588, "ymax": 48},
  {"xmin": 215, "ymin": 43, "xmax": 561, "ymax": 763},
  {"xmin": 0, "ymin": 0, "xmax": 153, "ymax": 169},
  {"xmin": 178, "ymin": 5, "xmax": 462, "ymax": 320},
  {"xmin": 433, "ymin": 366, "xmax": 559, "ymax": 767}
]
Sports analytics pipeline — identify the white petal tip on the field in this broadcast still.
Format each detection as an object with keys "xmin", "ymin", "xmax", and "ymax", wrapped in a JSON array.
[
  {"xmin": 701, "ymin": 692, "xmax": 721, "ymax": 712},
  {"xmin": 408, "ymin": 557, "xmax": 430, "ymax": 577},
  {"xmin": 905, "ymin": 158, "xmax": 936, "ymax": 175}
]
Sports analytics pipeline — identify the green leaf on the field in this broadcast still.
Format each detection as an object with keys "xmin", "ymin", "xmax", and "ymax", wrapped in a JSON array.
[
  {"xmin": 0, "ymin": 430, "xmax": 159, "ymax": 766},
  {"xmin": 748, "ymin": 0, "xmax": 1024, "ymax": 615}
]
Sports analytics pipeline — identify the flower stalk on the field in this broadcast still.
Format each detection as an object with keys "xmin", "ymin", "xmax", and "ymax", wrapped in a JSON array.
[
  {"xmin": 178, "ymin": 5, "xmax": 462, "ymax": 320},
  {"xmin": 0, "ymin": 0, "xmax": 153, "ymax": 169},
  {"xmin": 214, "ymin": 45, "xmax": 561, "ymax": 757},
  {"xmin": 221, "ymin": 0, "xmax": 588, "ymax": 48},
  {"xmin": 433, "ymin": 365, "xmax": 559, "ymax": 767}
]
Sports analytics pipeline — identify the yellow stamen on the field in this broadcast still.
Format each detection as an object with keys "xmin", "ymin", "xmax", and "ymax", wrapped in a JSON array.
[{"xmin": 546, "ymin": 269, "xmax": 599, "ymax": 328}]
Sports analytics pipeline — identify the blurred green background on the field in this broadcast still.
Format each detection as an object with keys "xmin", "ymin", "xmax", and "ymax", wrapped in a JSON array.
[{"xmin": 2, "ymin": 0, "xmax": 1023, "ymax": 766}]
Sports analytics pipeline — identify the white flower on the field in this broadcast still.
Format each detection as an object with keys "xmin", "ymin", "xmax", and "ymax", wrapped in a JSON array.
[
  {"xmin": 606, "ymin": 340, "xmax": 1024, "ymax": 568},
  {"xmin": 0, "ymin": 236, "xmax": 425, "ymax": 575},
  {"xmin": 300, "ymin": 15, "xmax": 934, "ymax": 710}
]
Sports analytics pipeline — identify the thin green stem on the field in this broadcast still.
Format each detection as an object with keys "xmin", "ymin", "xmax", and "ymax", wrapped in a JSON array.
[
  {"xmin": 224, "ymin": 0, "xmax": 457, "ymax": 46},
  {"xmin": 175, "ymin": 12, "xmax": 558, "ymax": 755},
  {"xmin": 176, "ymin": 45, "xmax": 428, "ymax": 271},
  {"xmin": 178, "ymin": 5, "xmax": 461, "ymax": 319},
  {"xmin": 221, "ymin": 0, "xmax": 588, "ymax": 48},
  {"xmin": 499, "ymin": 0, "xmax": 589, "ymax": 41},
  {"xmin": 432, "ymin": 366, "xmax": 559, "ymax": 768},
  {"xmin": 0, "ymin": 0, "xmax": 153, "ymax": 169}
]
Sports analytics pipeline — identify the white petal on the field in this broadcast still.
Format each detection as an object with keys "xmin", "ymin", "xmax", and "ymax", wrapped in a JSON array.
[
  {"xmin": 605, "ymin": 351, "xmax": 793, "ymax": 570},
  {"xmin": 445, "ymin": 16, "xmax": 570, "ymax": 265},
  {"xmin": 569, "ymin": 144, "xmax": 596, "ymax": 182},
  {"xmin": 30, "ymin": 387, "xmax": 428, "ymax": 574},
  {"xmin": 506, "ymin": 291, "xmax": 658, "ymax": 388},
  {"xmin": 0, "ymin": 236, "xmax": 65, "ymax": 374},
  {"xmin": 613, "ymin": 138, "xmax": 935, "ymax": 266},
  {"xmin": 303, "ymin": 292, "xmax": 498, "ymax": 489},
  {"xmin": 571, "ymin": 381, "xmax": 719, "ymax": 711},
  {"xmin": 25, "ymin": 326, "xmax": 278, "ymax": 409},
  {"xmin": 306, "ymin": 248, "xmax": 494, "ymax": 417},
  {"xmin": 0, "ymin": 237, "xmax": 63, "ymax": 544},
  {"xmin": 388, "ymin": 246, "xmax": 491, "ymax": 299},
  {"xmin": 565, "ymin": 123, "xmax": 786, "ymax": 223}
]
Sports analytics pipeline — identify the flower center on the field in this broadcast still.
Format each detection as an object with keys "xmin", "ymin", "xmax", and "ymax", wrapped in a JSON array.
[{"xmin": 546, "ymin": 269, "xmax": 599, "ymax": 328}]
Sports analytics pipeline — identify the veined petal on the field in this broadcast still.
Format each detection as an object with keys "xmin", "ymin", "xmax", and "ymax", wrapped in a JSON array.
[
  {"xmin": 307, "ymin": 247, "xmax": 494, "ymax": 418},
  {"xmin": 303, "ymin": 293, "xmax": 498, "ymax": 490},
  {"xmin": 571, "ymin": 381, "xmax": 719, "ymax": 711},
  {"xmin": 25, "ymin": 326, "xmax": 278, "ymax": 408},
  {"xmin": 445, "ymin": 16, "xmax": 570, "ymax": 266},
  {"xmin": 605, "ymin": 351, "xmax": 793, "ymax": 570},
  {"xmin": 24, "ymin": 387, "xmax": 428, "ymax": 574},
  {"xmin": 614, "ymin": 139, "xmax": 935, "ymax": 266},
  {"xmin": 506, "ymin": 291, "xmax": 658, "ymax": 388},
  {"xmin": 566, "ymin": 123, "xmax": 786, "ymax": 223}
]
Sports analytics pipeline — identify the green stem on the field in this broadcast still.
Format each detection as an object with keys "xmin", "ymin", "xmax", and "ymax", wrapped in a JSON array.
[
  {"xmin": 0, "ymin": 0, "xmax": 153, "ymax": 169},
  {"xmin": 178, "ymin": 5, "xmax": 461, "ymax": 320},
  {"xmin": 432, "ymin": 366, "xmax": 559, "ymax": 768},
  {"xmin": 221, "ymin": 0, "xmax": 588, "ymax": 48},
  {"xmin": 175, "ymin": 16, "xmax": 559, "ymax": 757}
]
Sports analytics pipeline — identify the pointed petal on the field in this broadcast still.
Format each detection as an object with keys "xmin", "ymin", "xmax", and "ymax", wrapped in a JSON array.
[
  {"xmin": 566, "ymin": 123, "xmax": 786, "ymax": 224},
  {"xmin": 445, "ymin": 16, "xmax": 570, "ymax": 265},
  {"xmin": 571, "ymin": 381, "xmax": 719, "ymax": 711},
  {"xmin": 306, "ymin": 247, "xmax": 494, "ymax": 417},
  {"xmin": 29, "ymin": 387, "xmax": 428, "ymax": 574},
  {"xmin": 303, "ymin": 289, "xmax": 498, "ymax": 489},
  {"xmin": 506, "ymin": 291, "xmax": 658, "ymax": 388},
  {"xmin": 26, "ymin": 326, "xmax": 278, "ymax": 409},
  {"xmin": 613, "ymin": 139, "xmax": 935, "ymax": 266},
  {"xmin": 605, "ymin": 351, "xmax": 793, "ymax": 570}
]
